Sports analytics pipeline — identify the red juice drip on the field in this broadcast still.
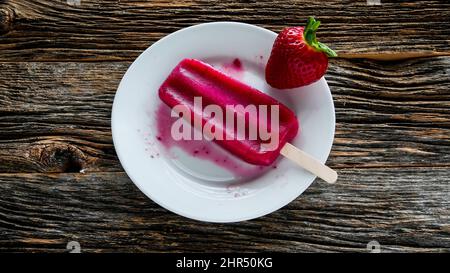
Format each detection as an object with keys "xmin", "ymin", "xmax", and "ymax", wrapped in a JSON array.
[{"xmin": 220, "ymin": 58, "xmax": 244, "ymax": 80}]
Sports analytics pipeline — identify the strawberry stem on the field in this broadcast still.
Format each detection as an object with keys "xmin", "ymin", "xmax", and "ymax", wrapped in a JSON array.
[{"xmin": 303, "ymin": 17, "xmax": 337, "ymax": 57}]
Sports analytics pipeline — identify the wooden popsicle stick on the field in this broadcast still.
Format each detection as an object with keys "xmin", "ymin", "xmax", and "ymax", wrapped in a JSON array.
[{"xmin": 280, "ymin": 142, "xmax": 337, "ymax": 184}]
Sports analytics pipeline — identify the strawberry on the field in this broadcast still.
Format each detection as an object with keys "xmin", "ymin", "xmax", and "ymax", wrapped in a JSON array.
[{"xmin": 265, "ymin": 17, "xmax": 337, "ymax": 89}]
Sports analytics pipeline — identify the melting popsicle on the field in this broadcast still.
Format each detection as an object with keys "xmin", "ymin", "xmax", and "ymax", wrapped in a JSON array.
[{"xmin": 158, "ymin": 59, "xmax": 337, "ymax": 183}]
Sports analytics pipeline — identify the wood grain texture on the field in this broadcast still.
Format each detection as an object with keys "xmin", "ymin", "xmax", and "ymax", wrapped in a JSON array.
[
  {"xmin": 329, "ymin": 57, "xmax": 450, "ymax": 168},
  {"xmin": 0, "ymin": 62, "xmax": 123, "ymax": 172},
  {"xmin": 0, "ymin": 168, "xmax": 448, "ymax": 252},
  {"xmin": 0, "ymin": 0, "xmax": 449, "ymax": 253},
  {"xmin": 0, "ymin": 57, "xmax": 449, "ymax": 172},
  {"xmin": 0, "ymin": 0, "xmax": 449, "ymax": 61}
]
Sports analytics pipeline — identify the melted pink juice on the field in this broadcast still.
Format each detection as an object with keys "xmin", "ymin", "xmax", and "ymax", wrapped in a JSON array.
[
  {"xmin": 155, "ymin": 103, "xmax": 271, "ymax": 178},
  {"xmin": 220, "ymin": 58, "xmax": 244, "ymax": 80}
]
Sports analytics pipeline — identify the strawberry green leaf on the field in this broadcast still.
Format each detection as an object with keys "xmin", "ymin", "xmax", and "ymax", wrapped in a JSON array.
[{"xmin": 303, "ymin": 17, "xmax": 337, "ymax": 57}]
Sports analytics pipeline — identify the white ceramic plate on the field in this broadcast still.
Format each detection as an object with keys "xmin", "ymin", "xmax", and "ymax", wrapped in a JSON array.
[{"xmin": 112, "ymin": 22, "xmax": 335, "ymax": 223}]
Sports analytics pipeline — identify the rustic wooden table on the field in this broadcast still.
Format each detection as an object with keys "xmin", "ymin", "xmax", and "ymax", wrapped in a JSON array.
[{"xmin": 0, "ymin": 0, "xmax": 449, "ymax": 253}]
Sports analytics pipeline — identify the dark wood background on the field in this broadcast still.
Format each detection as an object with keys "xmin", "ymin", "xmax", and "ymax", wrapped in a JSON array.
[{"xmin": 0, "ymin": 0, "xmax": 449, "ymax": 252}]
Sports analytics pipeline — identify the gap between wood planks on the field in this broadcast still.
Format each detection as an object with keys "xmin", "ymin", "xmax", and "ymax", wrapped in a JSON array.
[
  {"xmin": 339, "ymin": 52, "xmax": 450, "ymax": 61},
  {"xmin": 1, "ymin": 164, "xmax": 450, "ymax": 176},
  {"xmin": 1, "ymin": 52, "xmax": 449, "ymax": 63}
]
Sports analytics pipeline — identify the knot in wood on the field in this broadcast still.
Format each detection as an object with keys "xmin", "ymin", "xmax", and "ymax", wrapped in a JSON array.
[
  {"xmin": 0, "ymin": 6, "xmax": 14, "ymax": 34},
  {"xmin": 31, "ymin": 142, "xmax": 87, "ymax": 173}
]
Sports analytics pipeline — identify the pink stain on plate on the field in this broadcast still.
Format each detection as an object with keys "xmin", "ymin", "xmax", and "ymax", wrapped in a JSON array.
[
  {"xmin": 220, "ymin": 58, "xmax": 244, "ymax": 80},
  {"xmin": 155, "ymin": 103, "xmax": 267, "ymax": 178}
]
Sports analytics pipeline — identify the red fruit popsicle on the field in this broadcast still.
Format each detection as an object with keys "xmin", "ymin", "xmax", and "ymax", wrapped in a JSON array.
[
  {"xmin": 159, "ymin": 58, "xmax": 299, "ymax": 166},
  {"xmin": 158, "ymin": 59, "xmax": 337, "ymax": 183}
]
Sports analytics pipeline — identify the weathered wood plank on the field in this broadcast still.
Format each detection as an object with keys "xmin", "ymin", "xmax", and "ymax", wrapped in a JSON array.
[
  {"xmin": 0, "ymin": 0, "xmax": 449, "ymax": 61},
  {"xmin": 0, "ymin": 57, "xmax": 449, "ymax": 172},
  {"xmin": 0, "ymin": 168, "xmax": 448, "ymax": 252},
  {"xmin": 0, "ymin": 62, "xmax": 125, "ymax": 172},
  {"xmin": 329, "ymin": 56, "xmax": 450, "ymax": 168}
]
